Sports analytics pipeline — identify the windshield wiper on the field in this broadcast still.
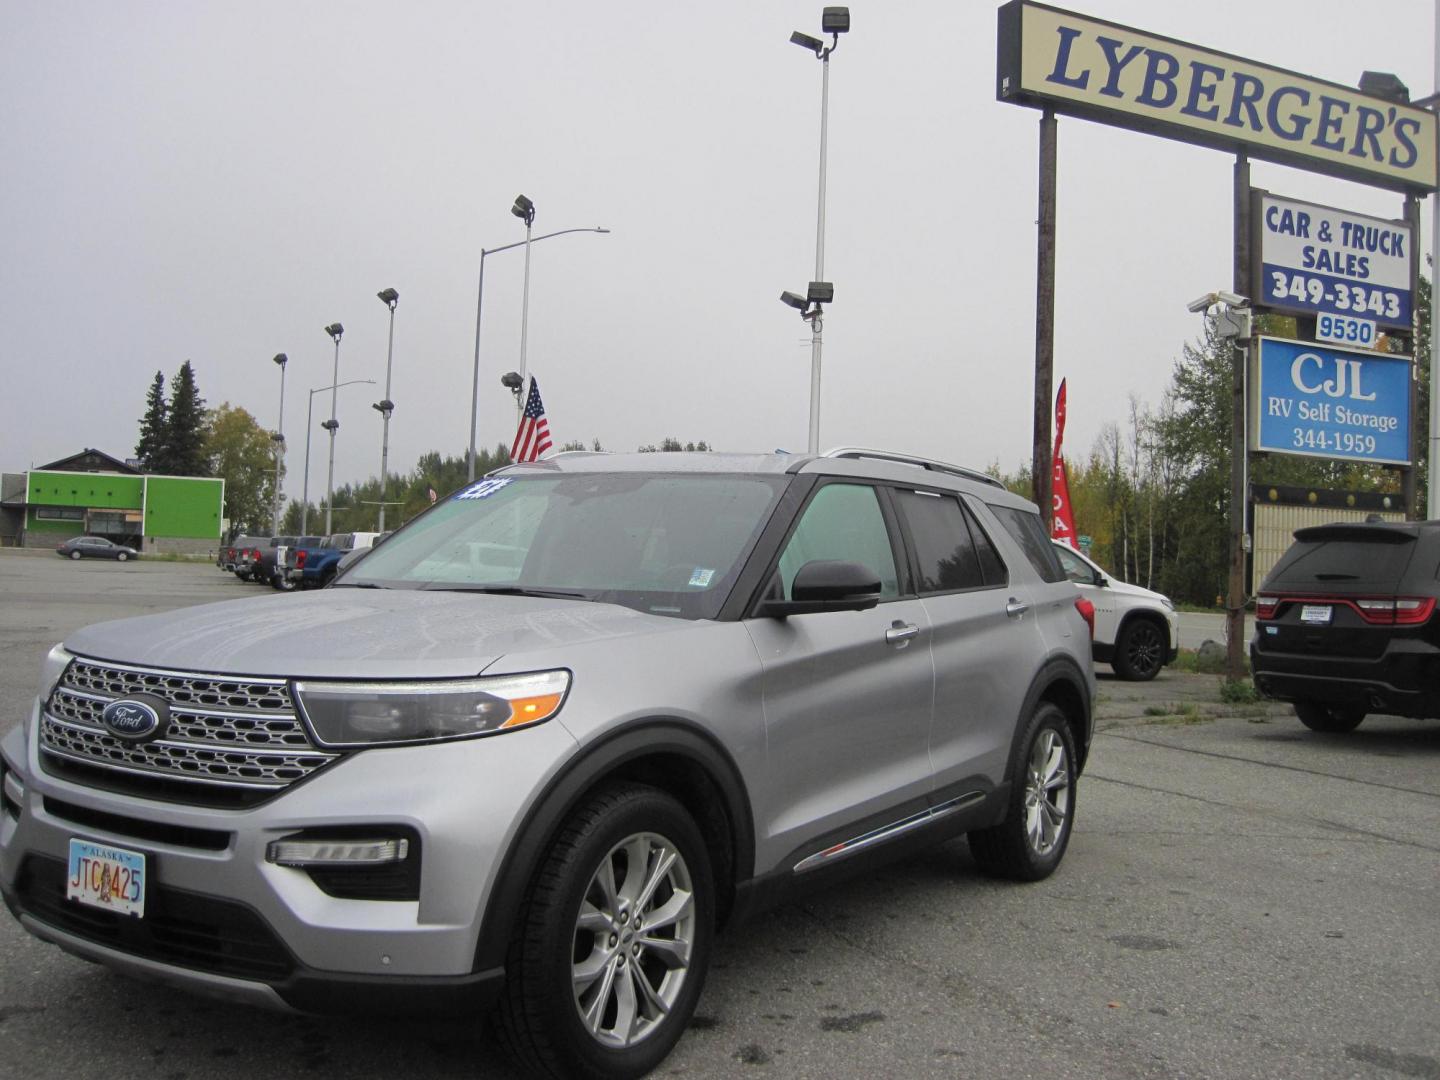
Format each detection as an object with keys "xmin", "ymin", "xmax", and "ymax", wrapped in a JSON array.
[
  {"xmin": 426, "ymin": 584, "xmax": 591, "ymax": 599},
  {"xmin": 332, "ymin": 582, "xmax": 389, "ymax": 589}
]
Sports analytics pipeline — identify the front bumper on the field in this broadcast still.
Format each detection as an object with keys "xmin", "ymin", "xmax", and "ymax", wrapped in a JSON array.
[{"xmin": 0, "ymin": 700, "xmax": 576, "ymax": 1012}]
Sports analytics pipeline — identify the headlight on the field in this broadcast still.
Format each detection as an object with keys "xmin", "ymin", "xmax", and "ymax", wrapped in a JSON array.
[
  {"xmin": 293, "ymin": 669, "xmax": 570, "ymax": 748},
  {"xmin": 38, "ymin": 645, "xmax": 72, "ymax": 702}
]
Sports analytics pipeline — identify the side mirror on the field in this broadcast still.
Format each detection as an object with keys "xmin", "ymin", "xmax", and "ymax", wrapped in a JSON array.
[{"xmin": 761, "ymin": 560, "xmax": 882, "ymax": 617}]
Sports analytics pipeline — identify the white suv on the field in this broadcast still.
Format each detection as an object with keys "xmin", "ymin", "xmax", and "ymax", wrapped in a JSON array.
[{"xmin": 1053, "ymin": 541, "xmax": 1178, "ymax": 681}]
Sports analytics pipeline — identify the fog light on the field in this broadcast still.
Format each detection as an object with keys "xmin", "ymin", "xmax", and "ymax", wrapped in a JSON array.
[{"xmin": 266, "ymin": 838, "xmax": 409, "ymax": 867}]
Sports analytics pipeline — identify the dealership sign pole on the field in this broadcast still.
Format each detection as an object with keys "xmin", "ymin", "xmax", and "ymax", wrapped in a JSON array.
[{"xmin": 997, "ymin": 0, "xmax": 1437, "ymax": 678}]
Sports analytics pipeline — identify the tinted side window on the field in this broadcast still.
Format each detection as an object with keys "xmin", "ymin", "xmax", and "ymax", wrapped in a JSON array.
[
  {"xmin": 779, "ymin": 483, "xmax": 899, "ymax": 600},
  {"xmin": 990, "ymin": 505, "xmax": 1066, "ymax": 583},
  {"xmin": 893, "ymin": 490, "xmax": 986, "ymax": 593}
]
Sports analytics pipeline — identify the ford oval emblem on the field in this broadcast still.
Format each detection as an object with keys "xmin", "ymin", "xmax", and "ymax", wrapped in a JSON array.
[{"xmin": 100, "ymin": 696, "xmax": 169, "ymax": 743}]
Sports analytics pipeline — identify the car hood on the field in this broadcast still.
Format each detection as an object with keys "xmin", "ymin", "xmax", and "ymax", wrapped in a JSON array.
[
  {"xmin": 63, "ymin": 588, "xmax": 686, "ymax": 679},
  {"xmin": 1104, "ymin": 576, "xmax": 1172, "ymax": 607}
]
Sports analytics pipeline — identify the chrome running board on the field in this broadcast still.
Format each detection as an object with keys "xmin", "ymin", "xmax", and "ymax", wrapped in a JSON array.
[{"xmin": 792, "ymin": 791, "xmax": 986, "ymax": 874}]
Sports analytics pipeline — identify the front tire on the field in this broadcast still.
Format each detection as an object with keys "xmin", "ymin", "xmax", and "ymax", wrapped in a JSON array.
[
  {"xmin": 116, "ymin": 552, "xmax": 128, "ymax": 562},
  {"xmin": 969, "ymin": 703, "xmax": 1077, "ymax": 881},
  {"xmin": 1294, "ymin": 701, "xmax": 1365, "ymax": 733},
  {"xmin": 497, "ymin": 783, "xmax": 714, "ymax": 1080},
  {"xmin": 1112, "ymin": 618, "xmax": 1165, "ymax": 681}
]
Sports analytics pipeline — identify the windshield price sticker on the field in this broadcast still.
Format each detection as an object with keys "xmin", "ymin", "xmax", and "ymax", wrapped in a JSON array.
[
  {"xmin": 1252, "ymin": 337, "xmax": 1411, "ymax": 465},
  {"xmin": 67, "ymin": 838, "xmax": 146, "ymax": 917},
  {"xmin": 1316, "ymin": 313, "xmax": 1377, "ymax": 348},
  {"xmin": 1300, "ymin": 605, "xmax": 1332, "ymax": 625},
  {"xmin": 1257, "ymin": 195, "xmax": 1413, "ymax": 329}
]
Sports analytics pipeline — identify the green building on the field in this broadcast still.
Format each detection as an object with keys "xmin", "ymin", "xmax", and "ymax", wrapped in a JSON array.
[{"xmin": 0, "ymin": 449, "xmax": 223, "ymax": 554}]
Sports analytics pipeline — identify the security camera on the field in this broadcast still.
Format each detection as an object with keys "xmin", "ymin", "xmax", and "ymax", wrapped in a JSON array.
[
  {"xmin": 1187, "ymin": 290, "xmax": 1249, "ymax": 313},
  {"xmin": 1216, "ymin": 290, "xmax": 1249, "ymax": 307},
  {"xmin": 780, "ymin": 291, "xmax": 809, "ymax": 311},
  {"xmin": 1187, "ymin": 293, "xmax": 1218, "ymax": 313}
]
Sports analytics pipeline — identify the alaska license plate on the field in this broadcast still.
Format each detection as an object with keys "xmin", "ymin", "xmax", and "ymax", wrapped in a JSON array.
[
  {"xmin": 1300, "ymin": 604, "xmax": 1333, "ymax": 625},
  {"xmin": 66, "ymin": 838, "xmax": 146, "ymax": 917}
]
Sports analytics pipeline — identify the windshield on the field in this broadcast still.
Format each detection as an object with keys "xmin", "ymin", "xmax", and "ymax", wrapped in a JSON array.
[{"xmin": 341, "ymin": 472, "xmax": 786, "ymax": 619}]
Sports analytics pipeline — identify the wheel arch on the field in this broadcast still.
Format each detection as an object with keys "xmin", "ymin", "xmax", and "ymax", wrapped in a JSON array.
[
  {"xmin": 473, "ymin": 717, "xmax": 755, "ymax": 973},
  {"xmin": 1008, "ymin": 654, "xmax": 1093, "ymax": 778},
  {"xmin": 1116, "ymin": 608, "xmax": 1171, "ymax": 650}
]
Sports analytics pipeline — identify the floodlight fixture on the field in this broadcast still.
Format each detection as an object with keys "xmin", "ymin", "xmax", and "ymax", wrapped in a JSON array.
[
  {"xmin": 807, "ymin": 281, "xmax": 834, "ymax": 304},
  {"xmin": 780, "ymin": 290, "xmax": 809, "ymax": 311},
  {"xmin": 377, "ymin": 287, "xmax": 399, "ymax": 308},
  {"xmin": 1359, "ymin": 71, "xmax": 1409, "ymax": 103},
  {"xmin": 372, "ymin": 399, "xmax": 395, "ymax": 415},
  {"xmin": 324, "ymin": 323, "xmax": 344, "ymax": 341},
  {"xmin": 273, "ymin": 352, "xmax": 288, "ymax": 368},
  {"xmin": 511, "ymin": 194, "xmax": 535, "ymax": 225},
  {"xmin": 501, "ymin": 371, "xmax": 525, "ymax": 391},
  {"xmin": 822, "ymin": 7, "xmax": 850, "ymax": 34},
  {"xmin": 321, "ymin": 418, "xmax": 339, "ymax": 431},
  {"xmin": 790, "ymin": 30, "xmax": 824, "ymax": 54}
]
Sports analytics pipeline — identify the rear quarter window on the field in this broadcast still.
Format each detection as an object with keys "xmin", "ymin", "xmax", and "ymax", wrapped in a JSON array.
[{"xmin": 988, "ymin": 504, "xmax": 1066, "ymax": 584}]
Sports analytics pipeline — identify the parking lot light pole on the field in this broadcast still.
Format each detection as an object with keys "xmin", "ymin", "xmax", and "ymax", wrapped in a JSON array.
[
  {"xmin": 511, "ymin": 194, "xmax": 536, "ymax": 426},
  {"xmin": 374, "ymin": 289, "xmax": 399, "ymax": 532},
  {"xmin": 302, "ymin": 378, "xmax": 373, "ymax": 536},
  {"xmin": 789, "ymin": 7, "xmax": 849, "ymax": 454},
  {"xmin": 322, "ymin": 324, "xmax": 344, "ymax": 534},
  {"xmin": 467, "ymin": 224, "xmax": 610, "ymax": 481},
  {"xmin": 270, "ymin": 353, "xmax": 287, "ymax": 535}
]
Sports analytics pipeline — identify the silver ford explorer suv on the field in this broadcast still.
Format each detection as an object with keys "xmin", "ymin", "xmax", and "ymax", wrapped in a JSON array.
[{"xmin": 1, "ymin": 448, "xmax": 1095, "ymax": 1080}]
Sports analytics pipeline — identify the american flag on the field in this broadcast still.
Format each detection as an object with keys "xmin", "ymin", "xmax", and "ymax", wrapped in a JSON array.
[{"xmin": 510, "ymin": 376, "xmax": 553, "ymax": 463}]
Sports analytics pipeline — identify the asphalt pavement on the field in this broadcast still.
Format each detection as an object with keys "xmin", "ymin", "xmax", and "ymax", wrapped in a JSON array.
[{"xmin": 0, "ymin": 553, "xmax": 1435, "ymax": 1079}]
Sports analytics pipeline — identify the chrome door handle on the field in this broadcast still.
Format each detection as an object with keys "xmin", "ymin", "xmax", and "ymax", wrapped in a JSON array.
[
  {"xmin": 886, "ymin": 622, "xmax": 920, "ymax": 645},
  {"xmin": 1005, "ymin": 598, "xmax": 1030, "ymax": 619}
]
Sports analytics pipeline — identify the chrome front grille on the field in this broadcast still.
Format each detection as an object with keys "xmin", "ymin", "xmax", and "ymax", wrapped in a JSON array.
[{"xmin": 42, "ymin": 659, "xmax": 337, "ymax": 791}]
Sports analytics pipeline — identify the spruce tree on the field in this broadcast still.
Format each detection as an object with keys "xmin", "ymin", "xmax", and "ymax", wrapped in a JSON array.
[
  {"xmin": 162, "ymin": 360, "xmax": 209, "ymax": 476},
  {"xmin": 135, "ymin": 371, "xmax": 168, "ymax": 472}
]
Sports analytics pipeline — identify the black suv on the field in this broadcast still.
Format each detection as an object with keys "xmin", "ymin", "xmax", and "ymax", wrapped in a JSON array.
[{"xmin": 1251, "ymin": 521, "xmax": 1440, "ymax": 732}]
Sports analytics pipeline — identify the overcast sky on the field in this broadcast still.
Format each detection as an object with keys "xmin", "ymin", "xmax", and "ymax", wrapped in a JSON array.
[{"xmin": 2, "ymin": 1, "xmax": 1435, "ymax": 508}]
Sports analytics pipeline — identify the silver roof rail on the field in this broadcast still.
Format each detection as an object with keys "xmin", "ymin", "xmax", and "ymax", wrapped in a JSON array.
[{"xmin": 820, "ymin": 446, "xmax": 1005, "ymax": 490}]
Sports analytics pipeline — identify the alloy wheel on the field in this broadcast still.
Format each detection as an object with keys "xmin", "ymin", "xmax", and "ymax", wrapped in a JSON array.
[
  {"xmin": 1023, "ymin": 729, "xmax": 1071, "ymax": 856},
  {"xmin": 571, "ymin": 831, "xmax": 695, "ymax": 1049}
]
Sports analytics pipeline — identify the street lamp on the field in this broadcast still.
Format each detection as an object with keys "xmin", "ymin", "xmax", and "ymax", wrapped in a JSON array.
[
  {"xmin": 270, "ymin": 353, "xmax": 288, "ymax": 535},
  {"xmin": 322, "ymin": 323, "xmax": 344, "ymax": 534},
  {"xmin": 467, "ymin": 224, "xmax": 610, "ymax": 481},
  {"xmin": 374, "ymin": 288, "xmax": 399, "ymax": 532},
  {"xmin": 511, "ymin": 194, "xmax": 537, "ymax": 426},
  {"xmin": 786, "ymin": 6, "xmax": 849, "ymax": 455},
  {"xmin": 301, "ymin": 379, "xmax": 375, "ymax": 535}
]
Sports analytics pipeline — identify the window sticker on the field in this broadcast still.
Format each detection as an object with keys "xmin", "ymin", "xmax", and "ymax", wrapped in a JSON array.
[
  {"xmin": 688, "ymin": 568, "xmax": 715, "ymax": 587},
  {"xmin": 456, "ymin": 477, "xmax": 515, "ymax": 501}
]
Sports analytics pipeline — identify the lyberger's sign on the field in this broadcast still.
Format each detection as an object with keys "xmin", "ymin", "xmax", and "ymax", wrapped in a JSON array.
[{"xmin": 997, "ymin": 2, "xmax": 1438, "ymax": 193}]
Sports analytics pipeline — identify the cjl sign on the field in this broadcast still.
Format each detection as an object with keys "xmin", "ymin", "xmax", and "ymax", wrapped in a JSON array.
[{"xmin": 1251, "ymin": 337, "xmax": 1411, "ymax": 464}]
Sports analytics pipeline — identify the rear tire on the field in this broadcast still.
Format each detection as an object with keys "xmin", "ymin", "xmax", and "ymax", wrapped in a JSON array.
[
  {"xmin": 969, "ymin": 703, "xmax": 1077, "ymax": 881},
  {"xmin": 496, "ymin": 783, "xmax": 713, "ymax": 1080},
  {"xmin": 1112, "ymin": 618, "xmax": 1165, "ymax": 681},
  {"xmin": 1294, "ymin": 701, "xmax": 1365, "ymax": 733},
  {"xmin": 273, "ymin": 573, "xmax": 296, "ymax": 591},
  {"xmin": 69, "ymin": 550, "xmax": 81, "ymax": 560}
]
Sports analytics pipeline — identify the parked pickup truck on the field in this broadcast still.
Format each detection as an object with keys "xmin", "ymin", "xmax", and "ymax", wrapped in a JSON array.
[
  {"xmin": 253, "ymin": 535, "xmax": 320, "ymax": 588},
  {"xmin": 282, "ymin": 531, "xmax": 380, "ymax": 590}
]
